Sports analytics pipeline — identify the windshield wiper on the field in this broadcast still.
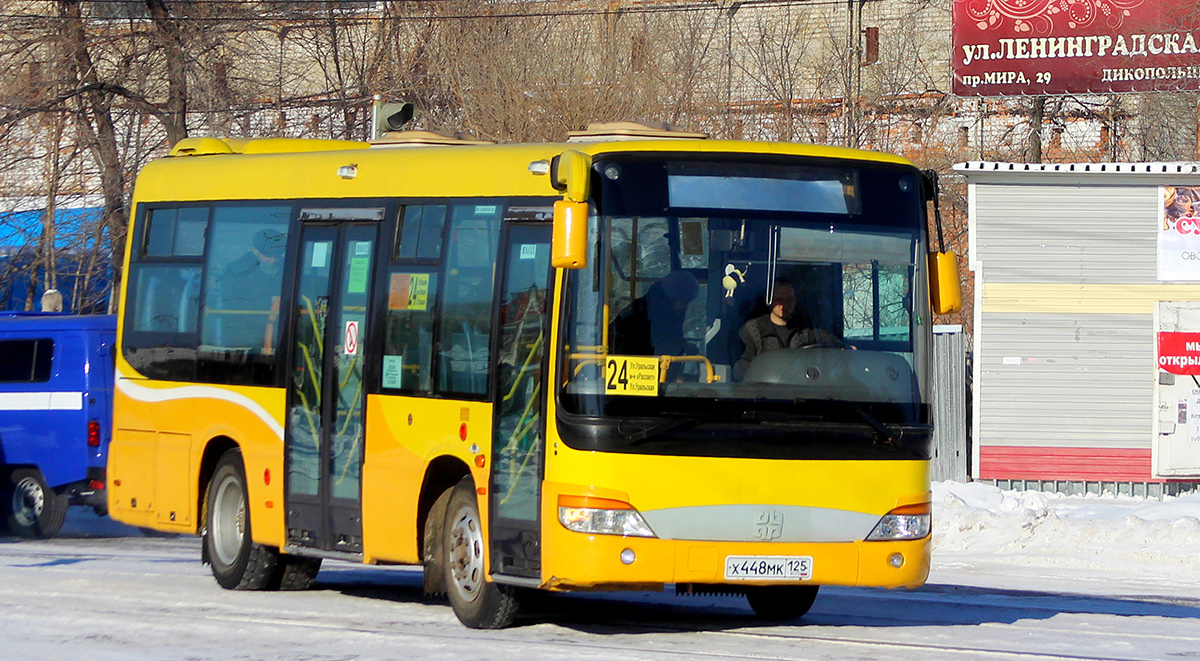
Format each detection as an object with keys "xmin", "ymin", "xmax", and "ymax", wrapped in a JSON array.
[
  {"xmin": 620, "ymin": 416, "xmax": 707, "ymax": 445},
  {"xmin": 806, "ymin": 398, "xmax": 898, "ymax": 445},
  {"xmin": 621, "ymin": 403, "xmax": 898, "ymax": 446},
  {"xmin": 620, "ymin": 409, "xmax": 787, "ymax": 445}
]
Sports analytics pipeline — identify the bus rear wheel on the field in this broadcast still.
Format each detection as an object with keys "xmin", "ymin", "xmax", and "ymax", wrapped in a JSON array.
[
  {"xmin": 444, "ymin": 477, "xmax": 519, "ymax": 629},
  {"xmin": 745, "ymin": 585, "xmax": 819, "ymax": 620},
  {"xmin": 5, "ymin": 468, "xmax": 68, "ymax": 539},
  {"xmin": 204, "ymin": 448, "xmax": 279, "ymax": 590},
  {"xmin": 271, "ymin": 555, "xmax": 322, "ymax": 590}
]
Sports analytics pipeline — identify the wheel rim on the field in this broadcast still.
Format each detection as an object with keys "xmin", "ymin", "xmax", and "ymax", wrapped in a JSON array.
[
  {"xmin": 447, "ymin": 503, "xmax": 484, "ymax": 603},
  {"xmin": 12, "ymin": 476, "xmax": 44, "ymax": 527},
  {"xmin": 210, "ymin": 473, "xmax": 245, "ymax": 567}
]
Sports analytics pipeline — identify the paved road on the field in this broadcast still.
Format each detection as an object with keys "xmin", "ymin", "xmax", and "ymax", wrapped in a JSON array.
[{"xmin": 2, "ymin": 512, "xmax": 1198, "ymax": 660}]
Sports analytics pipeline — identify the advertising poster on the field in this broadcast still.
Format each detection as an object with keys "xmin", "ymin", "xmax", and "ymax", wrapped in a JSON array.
[
  {"xmin": 1158, "ymin": 186, "xmax": 1200, "ymax": 281},
  {"xmin": 1157, "ymin": 331, "xmax": 1200, "ymax": 445},
  {"xmin": 952, "ymin": 0, "xmax": 1200, "ymax": 96}
]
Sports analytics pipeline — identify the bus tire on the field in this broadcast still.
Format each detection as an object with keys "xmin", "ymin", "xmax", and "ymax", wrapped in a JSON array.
[
  {"xmin": 422, "ymin": 486, "xmax": 452, "ymax": 599},
  {"xmin": 444, "ymin": 477, "xmax": 519, "ymax": 629},
  {"xmin": 5, "ymin": 468, "xmax": 68, "ymax": 539},
  {"xmin": 204, "ymin": 448, "xmax": 279, "ymax": 590},
  {"xmin": 270, "ymin": 555, "xmax": 322, "ymax": 591},
  {"xmin": 745, "ymin": 584, "xmax": 819, "ymax": 620}
]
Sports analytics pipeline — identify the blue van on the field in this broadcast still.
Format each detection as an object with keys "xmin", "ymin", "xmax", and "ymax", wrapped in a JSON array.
[{"xmin": 0, "ymin": 312, "xmax": 116, "ymax": 538}]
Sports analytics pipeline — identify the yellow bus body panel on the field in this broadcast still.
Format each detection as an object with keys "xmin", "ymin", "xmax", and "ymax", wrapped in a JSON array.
[
  {"xmin": 540, "ymin": 456, "xmax": 930, "ymax": 589},
  {"xmin": 129, "ymin": 139, "xmax": 912, "ymax": 205},
  {"xmin": 361, "ymin": 394, "xmax": 493, "ymax": 564},
  {"xmin": 109, "ymin": 377, "xmax": 287, "ymax": 546}
]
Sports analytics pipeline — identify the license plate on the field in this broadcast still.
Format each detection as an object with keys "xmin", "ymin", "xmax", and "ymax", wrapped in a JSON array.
[{"xmin": 724, "ymin": 555, "xmax": 813, "ymax": 580}]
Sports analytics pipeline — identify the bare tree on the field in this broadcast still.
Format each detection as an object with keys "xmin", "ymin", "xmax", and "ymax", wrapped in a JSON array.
[{"xmin": 729, "ymin": 2, "xmax": 823, "ymax": 142}]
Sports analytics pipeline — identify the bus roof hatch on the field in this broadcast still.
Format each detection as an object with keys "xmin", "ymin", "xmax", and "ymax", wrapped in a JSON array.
[{"xmin": 566, "ymin": 121, "xmax": 708, "ymax": 143}]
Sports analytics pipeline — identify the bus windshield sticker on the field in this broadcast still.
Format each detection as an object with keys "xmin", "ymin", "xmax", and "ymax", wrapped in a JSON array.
[
  {"xmin": 389, "ymin": 273, "xmax": 430, "ymax": 311},
  {"xmin": 519, "ymin": 244, "xmax": 538, "ymax": 260},
  {"xmin": 354, "ymin": 241, "xmax": 371, "ymax": 256},
  {"xmin": 311, "ymin": 241, "xmax": 330, "ymax": 268},
  {"xmin": 348, "ymin": 257, "xmax": 370, "ymax": 294},
  {"xmin": 474, "ymin": 205, "xmax": 497, "ymax": 215},
  {"xmin": 604, "ymin": 355, "xmax": 659, "ymax": 397},
  {"xmin": 381, "ymin": 355, "xmax": 403, "ymax": 388}
]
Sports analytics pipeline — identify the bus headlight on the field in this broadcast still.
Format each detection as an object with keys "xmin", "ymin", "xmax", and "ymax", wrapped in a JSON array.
[
  {"xmin": 557, "ymin": 495, "xmax": 656, "ymax": 537},
  {"xmin": 865, "ymin": 503, "xmax": 931, "ymax": 541}
]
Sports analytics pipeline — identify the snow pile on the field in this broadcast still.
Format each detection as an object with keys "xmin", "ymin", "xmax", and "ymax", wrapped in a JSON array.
[{"xmin": 932, "ymin": 480, "xmax": 1200, "ymax": 592}]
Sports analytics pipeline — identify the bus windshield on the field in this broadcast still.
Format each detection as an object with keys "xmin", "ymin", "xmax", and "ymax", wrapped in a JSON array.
[{"xmin": 559, "ymin": 156, "xmax": 933, "ymax": 459}]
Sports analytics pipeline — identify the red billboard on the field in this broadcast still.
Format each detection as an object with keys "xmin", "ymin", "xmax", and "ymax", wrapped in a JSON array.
[{"xmin": 953, "ymin": 0, "xmax": 1200, "ymax": 96}]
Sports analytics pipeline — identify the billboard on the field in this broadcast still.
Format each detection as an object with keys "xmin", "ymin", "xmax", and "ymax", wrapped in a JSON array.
[
  {"xmin": 953, "ymin": 0, "xmax": 1200, "ymax": 96},
  {"xmin": 1159, "ymin": 185, "xmax": 1200, "ymax": 281}
]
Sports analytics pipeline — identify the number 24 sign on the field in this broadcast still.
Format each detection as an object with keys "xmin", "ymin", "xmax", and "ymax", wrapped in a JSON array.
[{"xmin": 604, "ymin": 355, "xmax": 659, "ymax": 397}]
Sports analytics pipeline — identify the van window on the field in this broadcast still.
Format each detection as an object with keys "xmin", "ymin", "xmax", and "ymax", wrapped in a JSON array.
[{"xmin": 0, "ymin": 338, "xmax": 53, "ymax": 382}]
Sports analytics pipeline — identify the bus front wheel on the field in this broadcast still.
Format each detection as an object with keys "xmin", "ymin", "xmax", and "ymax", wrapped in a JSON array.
[
  {"xmin": 4, "ymin": 468, "xmax": 68, "ymax": 539},
  {"xmin": 745, "ymin": 584, "xmax": 819, "ymax": 620},
  {"xmin": 204, "ymin": 448, "xmax": 279, "ymax": 590},
  {"xmin": 444, "ymin": 477, "xmax": 519, "ymax": 629}
]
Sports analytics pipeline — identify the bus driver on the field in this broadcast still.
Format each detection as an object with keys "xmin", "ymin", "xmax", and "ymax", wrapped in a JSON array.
[{"xmin": 733, "ymin": 278, "xmax": 840, "ymax": 380}]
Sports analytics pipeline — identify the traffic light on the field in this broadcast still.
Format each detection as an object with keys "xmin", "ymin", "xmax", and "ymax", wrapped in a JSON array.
[{"xmin": 371, "ymin": 100, "xmax": 414, "ymax": 140}]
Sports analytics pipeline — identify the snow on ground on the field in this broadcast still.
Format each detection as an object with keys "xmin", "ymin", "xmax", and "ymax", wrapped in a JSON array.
[
  {"xmin": 49, "ymin": 478, "xmax": 1200, "ymax": 597},
  {"xmin": 7, "ymin": 481, "xmax": 1200, "ymax": 660},
  {"xmin": 931, "ymin": 480, "xmax": 1200, "ymax": 597}
]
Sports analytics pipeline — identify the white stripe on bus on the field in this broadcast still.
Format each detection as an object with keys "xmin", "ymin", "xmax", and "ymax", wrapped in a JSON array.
[
  {"xmin": 0, "ymin": 391, "xmax": 84, "ymax": 411},
  {"xmin": 115, "ymin": 378, "xmax": 284, "ymax": 440}
]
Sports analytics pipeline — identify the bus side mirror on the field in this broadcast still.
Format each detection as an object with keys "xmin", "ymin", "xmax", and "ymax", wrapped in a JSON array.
[
  {"xmin": 928, "ymin": 251, "xmax": 963, "ymax": 314},
  {"xmin": 552, "ymin": 200, "xmax": 589, "ymax": 269},
  {"xmin": 551, "ymin": 150, "xmax": 593, "ymax": 269},
  {"xmin": 551, "ymin": 150, "xmax": 591, "ymax": 202}
]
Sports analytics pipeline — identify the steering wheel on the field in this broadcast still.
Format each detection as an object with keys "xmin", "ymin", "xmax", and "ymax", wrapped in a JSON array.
[{"xmin": 799, "ymin": 341, "xmax": 844, "ymax": 349}]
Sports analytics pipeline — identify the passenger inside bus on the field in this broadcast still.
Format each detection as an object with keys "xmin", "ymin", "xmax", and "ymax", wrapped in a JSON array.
[
  {"xmin": 609, "ymin": 270, "xmax": 699, "ymax": 357},
  {"xmin": 216, "ymin": 229, "xmax": 285, "ymax": 352}
]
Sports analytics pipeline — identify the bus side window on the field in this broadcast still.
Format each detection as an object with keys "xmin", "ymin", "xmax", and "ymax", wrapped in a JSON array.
[
  {"xmin": 123, "ymin": 207, "xmax": 207, "ymax": 380},
  {"xmin": 198, "ymin": 204, "xmax": 291, "ymax": 386},
  {"xmin": 396, "ymin": 205, "xmax": 446, "ymax": 260},
  {"xmin": 437, "ymin": 204, "xmax": 501, "ymax": 397},
  {"xmin": 128, "ymin": 264, "xmax": 202, "ymax": 334},
  {"xmin": 381, "ymin": 270, "xmax": 438, "ymax": 393}
]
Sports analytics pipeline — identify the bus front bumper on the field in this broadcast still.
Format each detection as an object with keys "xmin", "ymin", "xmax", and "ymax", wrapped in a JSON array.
[{"xmin": 538, "ymin": 523, "xmax": 930, "ymax": 591}]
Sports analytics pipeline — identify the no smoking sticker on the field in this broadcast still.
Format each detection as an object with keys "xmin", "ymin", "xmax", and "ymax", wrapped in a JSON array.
[{"xmin": 344, "ymin": 320, "xmax": 359, "ymax": 356}]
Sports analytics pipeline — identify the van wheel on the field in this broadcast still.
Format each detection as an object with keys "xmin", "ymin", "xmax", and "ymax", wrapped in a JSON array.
[
  {"xmin": 204, "ymin": 448, "xmax": 279, "ymax": 590},
  {"xmin": 444, "ymin": 477, "xmax": 519, "ymax": 629},
  {"xmin": 745, "ymin": 585, "xmax": 819, "ymax": 620},
  {"xmin": 5, "ymin": 468, "xmax": 68, "ymax": 539}
]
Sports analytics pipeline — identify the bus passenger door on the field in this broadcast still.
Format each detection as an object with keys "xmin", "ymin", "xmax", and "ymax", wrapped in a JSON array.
[
  {"xmin": 286, "ymin": 217, "xmax": 379, "ymax": 555},
  {"xmin": 490, "ymin": 224, "xmax": 553, "ymax": 578}
]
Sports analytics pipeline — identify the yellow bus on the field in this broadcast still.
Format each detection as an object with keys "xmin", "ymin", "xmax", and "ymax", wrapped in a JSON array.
[{"xmin": 108, "ymin": 123, "xmax": 961, "ymax": 628}]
